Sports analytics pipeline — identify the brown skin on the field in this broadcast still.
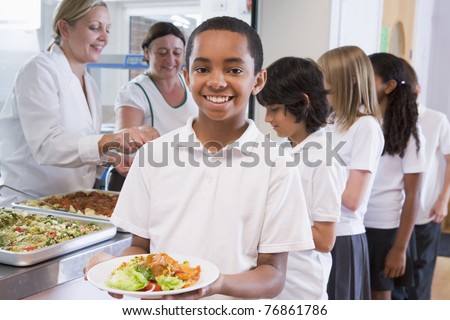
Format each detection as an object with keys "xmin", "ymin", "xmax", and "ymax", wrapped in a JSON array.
[
  {"xmin": 84, "ymin": 29, "xmax": 289, "ymax": 300},
  {"xmin": 371, "ymin": 78, "xmax": 422, "ymax": 300},
  {"xmin": 182, "ymin": 30, "xmax": 266, "ymax": 150},
  {"xmin": 371, "ymin": 173, "xmax": 422, "ymax": 300}
]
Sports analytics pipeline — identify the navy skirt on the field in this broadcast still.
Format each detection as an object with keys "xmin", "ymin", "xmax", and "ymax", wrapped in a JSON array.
[{"xmin": 327, "ymin": 233, "xmax": 371, "ymax": 300}]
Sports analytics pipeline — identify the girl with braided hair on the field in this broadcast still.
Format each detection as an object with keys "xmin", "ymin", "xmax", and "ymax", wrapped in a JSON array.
[{"xmin": 365, "ymin": 53, "xmax": 427, "ymax": 300}]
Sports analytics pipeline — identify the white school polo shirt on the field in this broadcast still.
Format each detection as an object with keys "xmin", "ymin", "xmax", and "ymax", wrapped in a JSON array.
[
  {"xmin": 325, "ymin": 115, "xmax": 384, "ymax": 236},
  {"xmin": 111, "ymin": 117, "xmax": 314, "ymax": 285},
  {"xmin": 416, "ymin": 104, "xmax": 450, "ymax": 225},
  {"xmin": 365, "ymin": 125, "xmax": 427, "ymax": 229},
  {"xmin": 275, "ymin": 129, "xmax": 346, "ymax": 299}
]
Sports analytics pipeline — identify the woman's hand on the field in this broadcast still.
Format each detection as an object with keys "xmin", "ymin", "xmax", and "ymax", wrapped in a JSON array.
[
  {"xmin": 113, "ymin": 154, "xmax": 134, "ymax": 176},
  {"xmin": 98, "ymin": 126, "xmax": 160, "ymax": 159},
  {"xmin": 116, "ymin": 125, "xmax": 160, "ymax": 150}
]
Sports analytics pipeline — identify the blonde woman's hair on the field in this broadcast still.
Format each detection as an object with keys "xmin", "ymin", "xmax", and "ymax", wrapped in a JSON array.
[
  {"xmin": 47, "ymin": 0, "xmax": 107, "ymax": 51},
  {"xmin": 317, "ymin": 45, "xmax": 381, "ymax": 131}
]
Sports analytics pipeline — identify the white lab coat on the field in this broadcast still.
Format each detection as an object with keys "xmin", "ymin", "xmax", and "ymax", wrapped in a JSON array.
[{"xmin": 0, "ymin": 45, "xmax": 103, "ymax": 206}]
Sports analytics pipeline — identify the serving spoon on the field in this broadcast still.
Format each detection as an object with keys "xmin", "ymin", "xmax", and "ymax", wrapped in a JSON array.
[{"xmin": 0, "ymin": 184, "xmax": 62, "ymax": 211}]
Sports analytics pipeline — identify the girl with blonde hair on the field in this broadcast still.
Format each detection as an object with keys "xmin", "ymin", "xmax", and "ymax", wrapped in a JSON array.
[{"xmin": 317, "ymin": 46, "xmax": 384, "ymax": 299}]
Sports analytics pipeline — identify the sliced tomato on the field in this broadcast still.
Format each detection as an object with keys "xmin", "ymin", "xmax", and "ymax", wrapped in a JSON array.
[
  {"xmin": 141, "ymin": 281, "xmax": 162, "ymax": 292},
  {"xmin": 142, "ymin": 282, "xmax": 153, "ymax": 291},
  {"xmin": 140, "ymin": 281, "xmax": 161, "ymax": 292},
  {"xmin": 153, "ymin": 283, "xmax": 162, "ymax": 292}
]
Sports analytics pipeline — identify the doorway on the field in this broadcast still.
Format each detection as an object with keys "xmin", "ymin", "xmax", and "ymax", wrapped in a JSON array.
[{"xmin": 380, "ymin": 0, "xmax": 416, "ymax": 62}]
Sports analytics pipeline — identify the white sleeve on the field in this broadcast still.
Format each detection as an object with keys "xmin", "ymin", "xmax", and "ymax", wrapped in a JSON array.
[
  {"xmin": 114, "ymin": 81, "xmax": 149, "ymax": 115},
  {"xmin": 350, "ymin": 117, "xmax": 384, "ymax": 172},
  {"xmin": 438, "ymin": 115, "xmax": 450, "ymax": 155},
  {"xmin": 259, "ymin": 156, "xmax": 315, "ymax": 253},
  {"xmin": 15, "ymin": 57, "xmax": 102, "ymax": 167},
  {"xmin": 310, "ymin": 161, "xmax": 344, "ymax": 222}
]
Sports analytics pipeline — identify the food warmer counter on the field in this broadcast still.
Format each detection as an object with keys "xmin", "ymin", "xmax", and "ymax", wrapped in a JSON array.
[{"xmin": 0, "ymin": 232, "xmax": 132, "ymax": 299}]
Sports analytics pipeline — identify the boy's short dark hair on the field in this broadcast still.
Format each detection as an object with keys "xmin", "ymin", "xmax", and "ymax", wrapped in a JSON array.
[
  {"xmin": 185, "ymin": 16, "xmax": 263, "ymax": 75},
  {"xmin": 257, "ymin": 56, "xmax": 329, "ymax": 134}
]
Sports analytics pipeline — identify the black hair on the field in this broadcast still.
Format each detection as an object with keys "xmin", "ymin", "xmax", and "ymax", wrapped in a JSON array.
[
  {"xmin": 185, "ymin": 16, "xmax": 263, "ymax": 75},
  {"xmin": 256, "ymin": 56, "xmax": 329, "ymax": 134},
  {"xmin": 369, "ymin": 53, "xmax": 419, "ymax": 157},
  {"xmin": 400, "ymin": 58, "xmax": 419, "ymax": 92},
  {"xmin": 141, "ymin": 22, "xmax": 186, "ymax": 63}
]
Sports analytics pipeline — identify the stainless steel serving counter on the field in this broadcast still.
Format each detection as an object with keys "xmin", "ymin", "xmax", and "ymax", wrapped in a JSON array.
[{"xmin": 0, "ymin": 232, "xmax": 132, "ymax": 300}]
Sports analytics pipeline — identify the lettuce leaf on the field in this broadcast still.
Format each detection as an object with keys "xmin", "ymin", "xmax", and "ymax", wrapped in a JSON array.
[
  {"xmin": 106, "ymin": 267, "xmax": 148, "ymax": 291},
  {"xmin": 155, "ymin": 275, "xmax": 183, "ymax": 291},
  {"xmin": 136, "ymin": 264, "xmax": 154, "ymax": 281}
]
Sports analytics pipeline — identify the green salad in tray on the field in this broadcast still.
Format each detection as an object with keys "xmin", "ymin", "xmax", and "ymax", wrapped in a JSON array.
[
  {"xmin": 106, "ymin": 253, "xmax": 201, "ymax": 292},
  {"xmin": 0, "ymin": 208, "xmax": 102, "ymax": 252}
]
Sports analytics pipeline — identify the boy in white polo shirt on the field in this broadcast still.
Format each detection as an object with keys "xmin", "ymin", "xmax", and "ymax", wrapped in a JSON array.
[
  {"xmin": 84, "ymin": 16, "xmax": 314, "ymax": 299},
  {"xmin": 257, "ymin": 56, "xmax": 346, "ymax": 299}
]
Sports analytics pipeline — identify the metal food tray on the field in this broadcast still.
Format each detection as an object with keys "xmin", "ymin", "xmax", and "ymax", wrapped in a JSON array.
[
  {"xmin": 12, "ymin": 189, "xmax": 119, "ymax": 222},
  {"xmin": 0, "ymin": 208, "xmax": 117, "ymax": 267}
]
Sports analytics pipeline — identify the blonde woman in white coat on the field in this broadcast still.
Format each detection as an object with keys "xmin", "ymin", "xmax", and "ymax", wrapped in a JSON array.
[{"xmin": 0, "ymin": 0, "xmax": 154, "ymax": 206}]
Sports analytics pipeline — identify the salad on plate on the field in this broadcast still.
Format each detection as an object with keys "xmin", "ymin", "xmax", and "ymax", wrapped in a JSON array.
[{"xmin": 105, "ymin": 253, "xmax": 201, "ymax": 292}]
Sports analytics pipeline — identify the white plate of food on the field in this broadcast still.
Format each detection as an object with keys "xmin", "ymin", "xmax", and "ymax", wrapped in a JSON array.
[{"xmin": 86, "ymin": 253, "xmax": 220, "ymax": 299}]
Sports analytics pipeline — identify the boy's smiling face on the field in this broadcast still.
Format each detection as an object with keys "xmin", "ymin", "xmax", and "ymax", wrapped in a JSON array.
[{"xmin": 184, "ymin": 30, "xmax": 266, "ymax": 123}]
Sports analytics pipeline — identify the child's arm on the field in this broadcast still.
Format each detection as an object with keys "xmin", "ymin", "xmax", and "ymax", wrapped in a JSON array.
[
  {"xmin": 430, "ymin": 154, "xmax": 450, "ymax": 223},
  {"xmin": 384, "ymin": 173, "xmax": 421, "ymax": 278},
  {"xmin": 312, "ymin": 221, "xmax": 336, "ymax": 253},
  {"xmin": 342, "ymin": 169, "xmax": 372, "ymax": 212},
  {"xmin": 164, "ymin": 252, "xmax": 288, "ymax": 299}
]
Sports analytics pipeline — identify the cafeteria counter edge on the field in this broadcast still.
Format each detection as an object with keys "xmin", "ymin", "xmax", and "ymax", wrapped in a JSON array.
[{"xmin": 0, "ymin": 232, "xmax": 132, "ymax": 299}]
